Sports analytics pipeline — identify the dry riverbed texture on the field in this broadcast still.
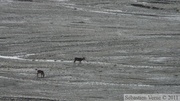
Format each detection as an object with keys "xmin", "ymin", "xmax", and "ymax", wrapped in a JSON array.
[{"xmin": 0, "ymin": 0, "xmax": 180, "ymax": 101}]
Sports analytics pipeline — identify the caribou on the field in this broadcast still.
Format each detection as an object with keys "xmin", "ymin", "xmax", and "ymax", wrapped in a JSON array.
[
  {"xmin": 74, "ymin": 57, "xmax": 85, "ymax": 63},
  {"xmin": 35, "ymin": 69, "xmax": 45, "ymax": 78}
]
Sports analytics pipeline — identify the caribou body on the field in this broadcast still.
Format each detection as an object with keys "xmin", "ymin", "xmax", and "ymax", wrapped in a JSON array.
[
  {"xmin": 35, "ymin": 69, "xmax": 45, "ymax": 78},
  {"xmin": 74, "ymin": 57, "xmax": 85, "ymax": 63}
]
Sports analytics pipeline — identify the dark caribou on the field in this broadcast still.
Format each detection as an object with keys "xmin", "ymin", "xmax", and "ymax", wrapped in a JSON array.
[
  {"xmin": 35, "ymin": 69, "xmax": 45, "ymax": 78},
  {"xmin": 74, "ymin": 57, "xmax": 85, "ymax": 63}
]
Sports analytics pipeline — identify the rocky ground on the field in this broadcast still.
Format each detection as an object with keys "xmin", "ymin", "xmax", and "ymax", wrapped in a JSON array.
[{"xmin": 0, "ymin": 0, "xmax": 180, "ymax": 101}]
